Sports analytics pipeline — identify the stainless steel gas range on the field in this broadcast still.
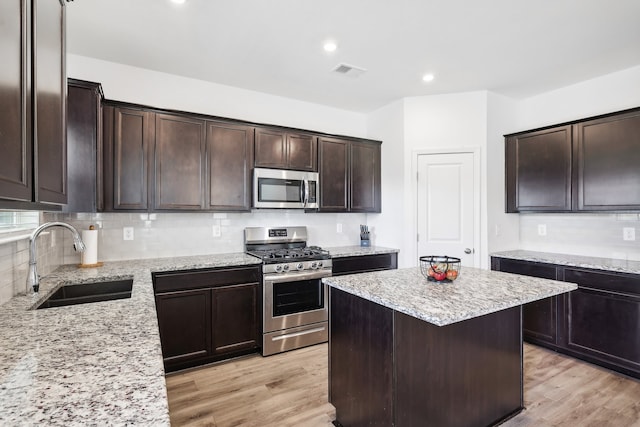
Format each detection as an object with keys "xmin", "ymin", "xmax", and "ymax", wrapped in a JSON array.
[{"xmin": 245, "ymin": 226, "xmax": 332, "ymax": 356}]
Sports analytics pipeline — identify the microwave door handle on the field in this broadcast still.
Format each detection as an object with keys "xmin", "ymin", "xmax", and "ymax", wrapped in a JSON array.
[{"xmin": 303, "ymin": 179, "xmax": 309, "ymax": 207}]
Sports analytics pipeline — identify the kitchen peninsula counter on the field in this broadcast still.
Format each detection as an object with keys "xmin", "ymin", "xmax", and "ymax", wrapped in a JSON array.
[
  {"xmin": 0, "ymin": 253, "xmax": 261, "ymax": 426},
  {"xmin": 323, "ymin": 266, "xmax": 576, "ymax": 426}
]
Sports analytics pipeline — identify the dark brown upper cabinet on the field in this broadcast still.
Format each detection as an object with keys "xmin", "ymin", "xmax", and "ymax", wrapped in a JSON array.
[
  {"xmin": 318, "ymin": 137, "xmax": 381, "ymax": 213},
  {"xmin": 254, "ymin": 127, "xmax": 317, "ymax": 171},
  {"xmin": 0, "ymin": 0, "xmax": 67, "ymax": 208},
  {"xmin": 350, "ymin": 140, "xmax": 381, "ymax": 213},
  {"xmin": 206, "ymin": 121, "xmax": 254, "ymax": 211},
  {"xmin": 103, "ymin": 105, "xmax": 154, "ymax": 211},
  {"xmin": 63, "ymin": 79, "xmax": 103, "ymax": 213},
  {"xmin": 505, "ymin": 125, "xmax": 573, "ymax": 212},
  {"xmin": 505, "ymin": 106, "xmax": 640, "ymax": 213},
  {"xmin": 154, "ymin": 113, "xmax": 206, "ymax": 210},
  {"xmin": 318, "ymin": 137, "xmax": 349, "ymax": 211},
  {"xmin": 576, "ymin": 109, "xmax": 640, "ymax": 211}
]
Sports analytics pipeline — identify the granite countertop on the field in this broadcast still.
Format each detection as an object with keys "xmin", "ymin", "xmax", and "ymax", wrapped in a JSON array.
[
  {"xmin": 326, "ymin": 245, "xmax": 399, "ymax": 258},
  {"xmin": 0, "ymin": 253, "xmax": 262, "ymax": 426},
  {"xmin": 491, "ymin": 250, "xmax": 640, "ymax": 275},
  {"xmin": 323, "ymin": 266, "xmax": 576, "ymax": 327}
]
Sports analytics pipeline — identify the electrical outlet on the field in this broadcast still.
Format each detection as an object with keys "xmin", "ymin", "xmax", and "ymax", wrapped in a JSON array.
[
  {"xmin": 212, "ymin": 224, "xmax": 221, "ymax": 237},
  {"xmin": 537, "ymin": 224, "xmax": 547, "ymax": 236},
  {"xmin": 623, "ymin": 227, "xmax": 636, "ymax": 241},
  {"xmin": 336, "ymin": 223, "xmax": 342, "ymax": 233},
  {"xmin": 123, "ymin": 227, "xmax": 134, "ymax": 241}
]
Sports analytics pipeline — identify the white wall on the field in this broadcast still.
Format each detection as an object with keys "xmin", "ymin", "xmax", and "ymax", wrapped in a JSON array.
[
  {"xmin": 486, "ymin": 92, "xmax": 520, "ymax": 257},
  {"xmin": 68, "ymin": 54, "xmax": 367, "ymax": 138},
  {"xmin": 514, "ymin": 65, "xmax": 640, "ymax": 260},
  {"xmin": 365, "ymin": 100, "xmax": 406, "ymax": 263}
]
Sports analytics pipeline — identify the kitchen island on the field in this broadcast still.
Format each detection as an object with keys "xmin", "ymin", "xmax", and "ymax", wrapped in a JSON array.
[{"xmin": 323, "ymin": 266, "xmax": 577, "ymax": 427}]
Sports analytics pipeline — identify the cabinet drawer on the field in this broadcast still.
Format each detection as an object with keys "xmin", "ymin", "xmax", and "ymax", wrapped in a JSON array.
[
  {"xmin": 564, "ymin": 268, "xmax": 640, "ymax": 297},
  {"xmin": 332, "ymin": 253, "xmax": 398, "ymax": 276},
  {"xmin": 153, "ymin": 266, "xmax": 261, "ymax": 293},
  {"xmin": 492, "ymin": 258, "xmax": 558, "ymax": 279}
]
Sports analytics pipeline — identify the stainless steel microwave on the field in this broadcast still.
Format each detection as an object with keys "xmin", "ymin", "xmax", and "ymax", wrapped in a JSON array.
[{"xmin": 253, "ymin": 168, "xmax": 319, "ymax": 209}]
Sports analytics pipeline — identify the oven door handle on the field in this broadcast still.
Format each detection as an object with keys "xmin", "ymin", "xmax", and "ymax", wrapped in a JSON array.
[{"xmin": 265, "ymin": 270, "xmax": 332, "ymax": 284}]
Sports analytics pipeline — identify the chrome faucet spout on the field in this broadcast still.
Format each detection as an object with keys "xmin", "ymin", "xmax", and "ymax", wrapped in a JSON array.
[{"xmin": 27, "ymin": 222, "xmax": 86, "ymax": 294}]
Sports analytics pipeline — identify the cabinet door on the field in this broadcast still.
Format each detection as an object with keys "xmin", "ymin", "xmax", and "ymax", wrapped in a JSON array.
[
  {"xmin": 0, "ymin": 0, "xmax": 31, "ymax": 202},
  {"xmin": 491, "ymin": 258, "xmax": 560, "ymax": 346},
  {"xmin": 254, "ymin": 127, "xmax": 287, "ymax": 168},
  {"xmin": 350, "ymin": 141, "xmax": 381, "ymax": 212},
  {"xmin": 206, "ymin": 121, "xmax": 254, "ymax": 211},
  {"xmin": 287, "ymin": 133, "xmax": 317, "ymax": 171},
  {"xmin": 110, "ymin": 107, "xmax": 153, "ymax": 210},
  {"xmin": 64, "ymin": 80, "xmax": 102, "ymax": 213},
  {"xmin": 576, "ymin": 109, "xmax": 640, "ymax": 210},
  {"xmin": 505, "ymin": 126, "xmax": 572, "ymax": 212},
  {"xmin": 155, "ymin": 289, "xmax": 212, "ymax": 366},
  {"xmin": 318, "ymin": 137, "xmax": 349, "ymax": 211},
  {"xmin": 212, "ymin": 283, "xmax": 259, "ymax": 355},
  {"xmin": 34, "ymin": 0, "xmax": 67, "ymax": 204},
  {"xmin": 564, "ymin": 268, "xmax": 640, "ymax": 376},
  {"xmin": 154, "ymin": 113, "xmax": 206, "ymax": 210}
]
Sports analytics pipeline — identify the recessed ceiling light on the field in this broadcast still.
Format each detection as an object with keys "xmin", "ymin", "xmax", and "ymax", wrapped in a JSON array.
[
  {"xmin": 323, "ymin": 42, "xmax": 337, "ymax": 53},
  {"xmin": 171, "ymin": 0, "xmax": 186, "ymax": 4},
  {"xmin": 422, "ymin": 73, "xmax": 435, "ymax": 82}
]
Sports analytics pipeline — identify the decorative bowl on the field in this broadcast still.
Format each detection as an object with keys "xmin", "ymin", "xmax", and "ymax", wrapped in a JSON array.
[{"xmin": 419, "ymin": 255, "xmax": 461, "ymax": 283}]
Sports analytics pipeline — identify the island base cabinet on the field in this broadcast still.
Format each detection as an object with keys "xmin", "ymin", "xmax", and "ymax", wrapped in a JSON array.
[
  {"xmin": 395, "ymin": 309, "xmax": 522, "ymax": 427},
  {"xmin": 329, "ymin": 288, "xmax": 393, "ymax": 427},
  {"xmin": 329, "ymin": 288, "xmax": 523, "ymax": 427}
]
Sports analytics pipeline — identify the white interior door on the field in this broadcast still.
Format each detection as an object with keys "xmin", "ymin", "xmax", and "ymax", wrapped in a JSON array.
[{"xmin": 417, "ymin": 152, "xmax": 477, "ymax": 267}]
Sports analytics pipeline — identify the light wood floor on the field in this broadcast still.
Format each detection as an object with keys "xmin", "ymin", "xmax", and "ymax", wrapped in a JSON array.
[{"xmin": 166, "ymin": 343, "xmax": 640, "ymax": 427}]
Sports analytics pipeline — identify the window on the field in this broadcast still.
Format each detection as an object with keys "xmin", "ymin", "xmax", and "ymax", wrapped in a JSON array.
[{"xmin": 0, "ymin": 211, "xmax": 40, "ymax": 233}]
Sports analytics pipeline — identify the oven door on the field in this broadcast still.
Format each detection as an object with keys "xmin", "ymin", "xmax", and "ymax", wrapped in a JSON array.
[{"xmin": 263, "ymin": 270, "xmax": 330, "ymax": 333}]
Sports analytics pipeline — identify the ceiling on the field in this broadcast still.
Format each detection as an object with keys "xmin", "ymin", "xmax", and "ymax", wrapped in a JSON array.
[{"xmin": 66, "ymin": 0, "xmax": 640, "ymax": 113}]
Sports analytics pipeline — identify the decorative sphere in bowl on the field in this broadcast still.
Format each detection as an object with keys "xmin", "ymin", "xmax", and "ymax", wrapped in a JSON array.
[{"xmin": 419, "ymin": 256, "xmax": 461, "ymax": 283}]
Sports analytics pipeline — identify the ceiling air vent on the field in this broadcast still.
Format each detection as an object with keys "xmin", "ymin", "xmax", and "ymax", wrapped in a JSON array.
[{"xmin": 332, "ymin": 63, "xmax": 367, "ymax": 78}]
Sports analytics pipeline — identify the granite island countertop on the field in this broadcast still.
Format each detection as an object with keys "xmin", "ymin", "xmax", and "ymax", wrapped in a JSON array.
[
  {"xmin": 323, "ymin": 266, "xmax": 577, "ymax": 326},
  {"xmin": 491, "ymin": 250, "xmax": 640, "ymax": 275},
  {"xmin": 0, "ymin": 253, "xmax": 262, "ymax": 426}
]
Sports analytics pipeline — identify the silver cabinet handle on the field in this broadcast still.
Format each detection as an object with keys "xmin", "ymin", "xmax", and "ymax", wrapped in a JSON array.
[{"xmin": 464, "ymin": 248, "xmax": 473, "ymax": 254}]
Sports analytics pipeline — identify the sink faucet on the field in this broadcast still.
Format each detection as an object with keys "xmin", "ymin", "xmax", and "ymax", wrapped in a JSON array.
[{"xmin": 27, "ymin": 222, "xmax": 86, "ymax": 294}]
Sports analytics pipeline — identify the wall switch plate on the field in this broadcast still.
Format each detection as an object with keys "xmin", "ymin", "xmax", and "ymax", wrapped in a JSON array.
[
  {"xmin": 537, "ymin": 224, "xmax": 547, "ymax": 236},
  {"xmin": 336, "ymin": 223, "xmax": 343, "ymax": 233},
  {"xmin": 212, "ymin": 224, "xmax": 221, "ymax": 237},
  {"xmin": 123, "ymin": 227, "xmax": 134, "ymax": 241},
  {"xmin": 623, "ymin": 227, "xmax": 636, "ymax": 241}
]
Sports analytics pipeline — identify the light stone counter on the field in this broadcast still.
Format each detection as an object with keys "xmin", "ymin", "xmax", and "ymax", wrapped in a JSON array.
[
  {"xmin": 0, "ymin": 253, "xmax": 262, "ymax": 426},
  {"xmin": 323, "ymin": 266, "xmax": 576, "ymax": 326},
  {"xmin": 491, "ymin": 250, "xmax": 640, "ymax": 275},
  {"xmin": 325, "ymin": 245, "xmax": 399, "ymax": 258}
]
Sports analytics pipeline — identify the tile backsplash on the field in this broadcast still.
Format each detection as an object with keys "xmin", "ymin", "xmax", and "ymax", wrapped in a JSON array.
[
  {"xmin": 45, "ymin": 211, "xmax": 369, "ymax": 264},
  {"xmin": 520, "ymin": 213, "xmax": 640, "ymax": 261}
]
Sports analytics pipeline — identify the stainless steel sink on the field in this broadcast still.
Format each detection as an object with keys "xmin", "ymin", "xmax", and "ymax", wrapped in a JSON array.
[{"xmin": 37, "ymin": 279, "xmax": 133, "ymax": 309}]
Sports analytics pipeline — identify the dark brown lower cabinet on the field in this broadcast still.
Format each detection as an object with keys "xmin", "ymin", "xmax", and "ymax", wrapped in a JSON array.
[
  {"xmin": 330, "ymin": 288, "xmax": 522, "ymax": 427},
  {"xmin": 491, "ymin": 256, "xmax": 640, "ymax": 379},
  {"xmin": 153, "ymin": 265, "xmax": 261, "ymax": 372},
  {"xmin": 490, "ymin": 258, "xmax": 561, "ymax": 347},
  {"xmin": 331, "ymin": 252, "xmax": 398, "ymax": 276}
]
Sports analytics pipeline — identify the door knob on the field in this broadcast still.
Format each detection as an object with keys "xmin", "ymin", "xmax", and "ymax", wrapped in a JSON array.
[{"xmin": 464, "ymin": 248, "xmax": 473, "ymax": 254}]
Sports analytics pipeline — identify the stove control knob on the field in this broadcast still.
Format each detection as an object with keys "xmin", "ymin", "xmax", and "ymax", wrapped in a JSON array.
[
  {"xmin": 275, "ymin": 265, "xmax": 283, "ymax": 273},
  {"xmin": 282, "ymin": 264, "xmax": 290, "ymax": 271},
  {"xmin": 310, "ymin": 261, "xmax": 318, "ymax": 269},
  {"xmin": 296, "ymin": 263, "xmax": 304, "ymax": 271},
  {"xmin": 317, "ymin": 261, "xmax": 323, "ymax": 268}
]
